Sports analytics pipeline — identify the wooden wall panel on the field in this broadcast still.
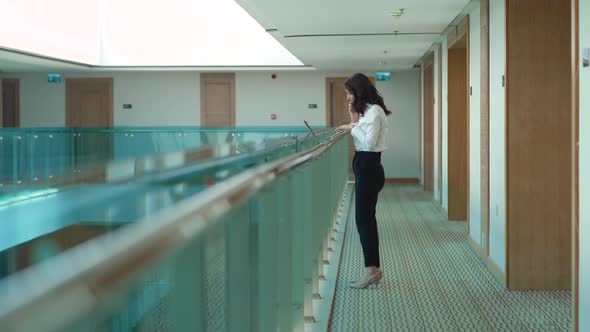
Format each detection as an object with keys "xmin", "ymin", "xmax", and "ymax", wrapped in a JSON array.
[
  {"xmin": 507, "ymin": 0, "xmax": 572, "ymax": 290},
  {"xmin": 481, "ymin": 0, "xmax": 490, "ymax": 255},
  {"xmin": 424, "ymin": 61, "xmax": 434, "ymax": 192},
  {"xmin": 447, "ymin": 47, "xmax": 468, "ymax": 220}
]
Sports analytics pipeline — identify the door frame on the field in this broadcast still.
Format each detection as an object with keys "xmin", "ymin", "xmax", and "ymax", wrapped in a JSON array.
[
  {"xmin": 571, "ymin": 0, "xmax": 579, "ymax": 328},
  {"xmin": 65, "ymin": 78, "xmax": 114, "ymax": 127},
  {"xmin": 438, "ymin": 46, "xmax": 443, "ymax": 203},
  {"xmin": 481, "ymin": 0, "xmax": 491, "ymax": 257},
  {"xmin": 1, "ymin": 78, "xmax": 21, "ymax": 127},
  {"xmin": 423, "ymin": 56, "xmax": 435, "ymax": 192}
]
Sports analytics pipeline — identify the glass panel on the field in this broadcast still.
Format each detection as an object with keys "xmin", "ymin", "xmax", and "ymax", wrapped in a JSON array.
[
  {"xmin": 0, "ymin": 129, "xmax": 335, "ymax": 280},
  {"xmin": 0, "ymin": 127, "xmax": 326, "ymax": 186},
  {"xmin": 18, "ymin": 134, "xmax": 349, "ymax": 332}
]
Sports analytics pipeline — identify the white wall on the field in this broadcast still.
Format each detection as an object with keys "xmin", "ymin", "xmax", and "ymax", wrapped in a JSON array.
[
  {"xmin": 469, "ymin": 6, "xmax": 482, "ymax": 245},
  {"xmin": 17, "ymin": 72, "xmax": 201, "ymax": 127},
  {"xmin": 434, "ymin": 47, "xmax": 441, "ymax": 201},
  {"xmin": 9, "ymin": 70, "xmax": 421, "ymax": 178},
  {"xmin": 441, "ymin": 36, "xmax": 449, "ymax": 212},
  {"xmin": 19, "ymin": 73, "xmax": 66, "ymax": 127},
  {"xmin": 488, "ymin": 0, "xmax": 507, "ymax": 272},
  {"xmin": 377, "ymin": 70, "xmax": 420, "ymax": 179},
  {"xmin": 113, "ymin": 72, "xmax": 200, "ymax": 126},
  {"xmin": 579, "ymin": 0, "xmax": 590, "ymax": 329},
  {"xmin": 235, "ymin": 72, "xmax": 325, "ymax": 127}
]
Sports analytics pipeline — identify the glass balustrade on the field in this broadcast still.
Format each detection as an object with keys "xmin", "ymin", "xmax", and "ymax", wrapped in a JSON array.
[
  {"xmin": 0, "ymin": 128, "xmax": 334, "ymax": 280},
  {"xmin": 0, "ymin": 127, "xmax": 323, "ymax": 186},
  {"xmin": 0, "ymin": 131, "xmax": 349, "ymax": 332}
]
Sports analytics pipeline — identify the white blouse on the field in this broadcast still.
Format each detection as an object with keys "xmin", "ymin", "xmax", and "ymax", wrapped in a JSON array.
[{"xmin": 350, "ymin": 104, "xmax": 388, "ymax": 152}]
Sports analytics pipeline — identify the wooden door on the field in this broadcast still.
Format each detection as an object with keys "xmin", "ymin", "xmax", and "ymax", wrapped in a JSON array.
[
  {"xmin": 326, "ymin": 76, "xmax": 376, "ymax": 179},
  {"xmin": 327, "ymin": 78, "xmax": 350, "ymax": 126},
  {"xmin": 201, "ymin": 73, "xmax": 235, "ymax": 127},
  {"xmin": 447, "ymin": 44, "xmax": 469, "ymax": 221},
  {"xmin": 66, "ymin": 78, "xmax": 114, "ymax": 173},
  {"xmin": 423, "ymin": 62, "xmax": 435, "ymax": 192},
  {"xmin": 326, "ymin": 77, "xmax": 354, "ymax": 176},
  {"xmin": 506, "ymin": 0, "xmax": 571, "ymax": 290},
  {"xmin": 66, "ymin": 78, "xmax": 114, "ymax": 127},
  {"xmin": 1, "ymin": 79, "xmax": 20, "ymax": 127}
]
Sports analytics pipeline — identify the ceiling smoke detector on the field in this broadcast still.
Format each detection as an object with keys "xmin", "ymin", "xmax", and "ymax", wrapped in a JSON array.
[{"xmin": 390, "ymin": 8, "xmax": 405, "ymax": 18}]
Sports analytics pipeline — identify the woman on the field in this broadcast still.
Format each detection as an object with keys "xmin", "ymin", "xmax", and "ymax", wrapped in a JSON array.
[{"xmin": 336, "ymin": 73, "xmax": 391, "ymax": 289}]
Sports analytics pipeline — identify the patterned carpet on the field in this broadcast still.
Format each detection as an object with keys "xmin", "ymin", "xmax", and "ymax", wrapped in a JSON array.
[{"xmin": 328, "ymin": 184, "xmax": 572, "ymax": 332}]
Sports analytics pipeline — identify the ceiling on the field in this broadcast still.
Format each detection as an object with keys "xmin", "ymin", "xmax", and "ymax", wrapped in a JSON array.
[
  {"xmin": 0, "ymin": 49, "xmax": 89, "ymax": 72},
  {"xmin": 0, "ymin": 0, "xmax": 470, "ymax": 72},
  {"xmin": 0, "ymin": 0, "xmax": 303, "ymax": 71},
  {"xmin": 235, "ymin": 0, "xmax": 471, "ymax": 71}
]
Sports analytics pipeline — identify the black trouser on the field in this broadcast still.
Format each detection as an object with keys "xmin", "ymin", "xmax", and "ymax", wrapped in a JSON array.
[{"xmin": 353, "ymin": 151, "xmax": 385, "ymax": 268}]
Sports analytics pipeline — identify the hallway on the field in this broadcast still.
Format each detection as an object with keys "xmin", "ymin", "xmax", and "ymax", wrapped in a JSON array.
[{"xmin": 329, "ymin": 184, "xmax": 571, "ymax": 331}]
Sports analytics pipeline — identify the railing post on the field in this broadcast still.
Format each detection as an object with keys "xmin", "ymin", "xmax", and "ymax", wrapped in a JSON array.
[
  {"xmin": 253, "ymin": 188, "xmax": 279, "ymax": 332},
  {"xmin": 169, "ymin": 240, "xmax": 207, "ymax": 332},
  {"xmin": 302, "ymin": 165, "xmax": 315, "ymax": 323},
  {"xmin": 290, "ymin": 170, "xmax": 305, "ymax": 331},
  {"xmin": 275, "ymin": 178, "xmax": 294, "ymax": 331},
  {"xmin": 225, "ymin": 207, "xmax": 252, "ymax": 332}
]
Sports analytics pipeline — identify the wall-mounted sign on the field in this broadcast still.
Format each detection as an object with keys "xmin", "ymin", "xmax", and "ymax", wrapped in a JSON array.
[
  {"xmin": 583, "ymin": 48, "xmax": 589, "ymax": 68},
  {"xmin": 376, "ymin": 72, "xmax": 391, "ymax": 81},
  {"xmin": 47, "ymin": 74, "xmax": 62, "ymax": 83}
]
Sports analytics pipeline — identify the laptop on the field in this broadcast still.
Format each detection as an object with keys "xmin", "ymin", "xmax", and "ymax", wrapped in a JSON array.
[{"xmin": 304, "ymin": 120, "xmax": 321, "ymax": 144}]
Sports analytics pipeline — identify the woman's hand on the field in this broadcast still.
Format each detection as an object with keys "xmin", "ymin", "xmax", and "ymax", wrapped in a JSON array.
[
  {"xmin": 335, "ymin": 122, "xmax": 357, "ymax": 132},
  {"xmin": 348, "ymin": 101, "xmax": 359, "ymax": 123}
]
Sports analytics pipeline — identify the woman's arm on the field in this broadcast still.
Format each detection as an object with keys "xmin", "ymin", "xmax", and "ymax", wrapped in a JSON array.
[
  {"xmin": 350, "ymin": 107, "xmax": 381, "ymax": 150},
  {"xmin": 335, "ymin": 101, "xmax": 360, "ymax": 131},
  {"xmin": 348, "ymin": 101, "xmax": 360, "ymax": 123}
]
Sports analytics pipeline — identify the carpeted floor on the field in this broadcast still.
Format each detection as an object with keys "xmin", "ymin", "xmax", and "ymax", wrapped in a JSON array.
[{"xmin": 328, "ymin": 184, "xmax": 571, "ymax": 332}]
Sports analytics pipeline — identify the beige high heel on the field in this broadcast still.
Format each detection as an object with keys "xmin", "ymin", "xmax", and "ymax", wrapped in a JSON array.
[{"xmin": 349, "ymin": 269, "xmax": 383, "ymax": 289}]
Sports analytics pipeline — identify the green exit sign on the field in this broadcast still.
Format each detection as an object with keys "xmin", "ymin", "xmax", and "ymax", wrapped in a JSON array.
[
  {"xmin": 47, "ymin": 74, "xmax": 63, "ymax": 83},
  {"xmin": 376, "ymin": 72, "xmax": 391, "ymax": 81}
]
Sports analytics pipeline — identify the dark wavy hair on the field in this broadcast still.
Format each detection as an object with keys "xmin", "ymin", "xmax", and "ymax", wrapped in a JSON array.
[{"xmin": 344, "ymin": 73, "xmax": 391, "ymax": 116}]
